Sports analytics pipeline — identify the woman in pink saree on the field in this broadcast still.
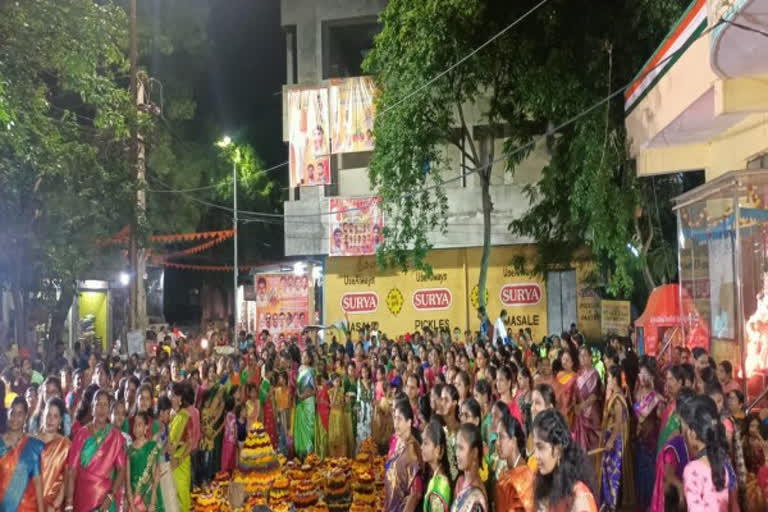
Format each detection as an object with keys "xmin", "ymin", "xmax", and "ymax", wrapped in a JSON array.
[
  {"xmin": 64, "ymin": 389, "xmax": 127, "ymax": 512},
  {"xmin": 572, "ymin": 346, "xmax": 602, "ymax": 452}
]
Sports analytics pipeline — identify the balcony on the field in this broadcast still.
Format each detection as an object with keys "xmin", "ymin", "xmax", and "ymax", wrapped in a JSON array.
[{"xmin": 624, "ymin": 0, "xmax": 768, "ymax": 180}]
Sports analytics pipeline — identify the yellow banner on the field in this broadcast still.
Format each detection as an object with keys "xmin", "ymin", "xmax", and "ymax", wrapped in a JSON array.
[
  {"xmin": 325, "ymin": 246, "xmax": 596, "ymax": 342},
  {"xmin": 576, "ymin": 262, "xmax": 602, "ymax": 340},
  {"xmin": 464, "ymin": 246, "xmax": 548, "ymax": 342},
  {"xmin": 601, "ymin": 300, "xmax": 631, "ymax": 336},
  {"xmin": 325, "ymin": 250, "xmax": 467, "ymax": 334}
]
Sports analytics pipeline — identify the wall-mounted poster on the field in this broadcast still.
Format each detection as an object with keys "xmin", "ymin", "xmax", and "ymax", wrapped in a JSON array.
[
  {"xmin": 254, "ymin": 274, "xmax": 310, "ymax": 339},
  {"xmin": 287, "ymin": 87, "xmax": 331, "ymax": 187},
  {"xmin": 329, "ymin": 196, "xmax": 383, "ymax": 257},
  {"xmin": 329, "ymin": 76, "xmax": 376, "ymax": 154}
]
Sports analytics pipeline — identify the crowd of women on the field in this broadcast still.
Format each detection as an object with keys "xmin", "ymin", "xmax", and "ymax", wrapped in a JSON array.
[{"xmin": 0, "ymin": 325, "xmax": 766, "ymax": 512}]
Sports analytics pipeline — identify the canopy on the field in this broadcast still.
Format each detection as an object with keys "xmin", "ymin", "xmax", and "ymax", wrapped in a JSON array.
[{"xmin": 635, "ymin": 284, "xmax": 709, "ymax": 355}]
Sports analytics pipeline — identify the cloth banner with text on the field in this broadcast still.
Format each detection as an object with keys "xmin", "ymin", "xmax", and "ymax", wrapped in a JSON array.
[
  {"xmin": 601, "ymin": 300, "xmax": 631, "ymax": 336},
  {"xmin": 287, "ymin": 87, "xmax": 331, "ymax": 188},
  {"xmin": 329, "ymin": 77, "xmax": 376, "ymax": 154},
  {"xmin": 253, "ymin": 274, "xmax": 310, "ymax": 338},
  {"xmin": 329, "ymin": 196, "xmax": 383, "ymax": 257}
]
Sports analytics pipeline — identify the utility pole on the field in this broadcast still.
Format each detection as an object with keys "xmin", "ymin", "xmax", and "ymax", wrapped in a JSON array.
[
  {"xmin": 233, "ymin": 157, "xmax": 238, "ymax": 344},
  {"xmin": 129, "ymin": 0, "xmax": 147, "ymax": 332}
]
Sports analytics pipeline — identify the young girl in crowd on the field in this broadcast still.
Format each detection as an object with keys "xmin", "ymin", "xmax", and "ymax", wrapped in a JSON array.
[
  {"xmin": 356, "ymin": 364, "xmax": 374, "ymax": 450},
  {"xmin": 532, "ymin": 409, "xmax": 597, "ymax": 512},
  {"xmin": 274, "ymin": 371, "xmax": 292, "ymax": 455},
  {"xmin": 221, "ymin": 394, "xmax": 237, "ymax": 473},
  {"xmin": 440, "ymin": 384, "xmax": 461, "ymax": 482},
  {"xmin": 128, "ymin": 411, "xmax": 163, "ymax": 512},
  {"xmin": 495, "ymin": 411, "xmax": 533, "ymax": 512},
  {"xmin": 245, "ymin": 382, "xmax": 260, "ymax": 432},
  {"xmin": 451, "ymin": 424, "xmax": 488, "ymax": 512},
  {"xmin": 422, "ymin": 418, "xmax": 452, "ymax": 512},
  {"xmin": 315, "ymin": 372, "xmax": 330, "ymax": 459},
  {"xmin": 329, "ymin": 373, "xmax": 350, "ymax": 457},
  {"xmin": 681, "ymin": 395, "xmax": 733, "ymax": 512}
]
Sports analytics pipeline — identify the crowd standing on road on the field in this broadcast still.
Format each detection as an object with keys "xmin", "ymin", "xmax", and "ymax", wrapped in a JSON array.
[{"xmin": 0, "ymin": 315, "xmax": 765, "ymax": 512}]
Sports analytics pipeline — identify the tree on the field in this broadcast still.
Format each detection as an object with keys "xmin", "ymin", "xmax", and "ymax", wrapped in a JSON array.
[
  {"xmin": 365, "ymin": 0, "xmax": 694, "ymax": 309},
  {"xmin": 0, "ymin": 0, "xmax": 134, "ymax": 349},
  {"xmin": 506, "ymin": 0, "xmax": 696, "ymax": 299},
  {"xmin": 363, "ymin": 0, "xmax": 539, "ymax": 310},
  {"xmin": 132, "ymin": 0, "xmax": 281, "ymax": 274}
]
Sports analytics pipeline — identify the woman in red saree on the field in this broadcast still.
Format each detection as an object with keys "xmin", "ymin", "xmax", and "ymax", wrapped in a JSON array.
[
  {"xmin": 553, "ymin": 349, "xmax": 577, "ymax": 427},
  {"xmin": 37, "ymin": 397, "xmax": 70, "ymax": 512},
  {"xmin": 65, "ymin": 389, "xmax": 127, "ymax": 512},
  {"xmin": 572, "ymin": 346, "xmax": 602, "ymax": 452},
  {"xmin": 0, "ymin": 397, "xmax": 45, "ymax": 512}
]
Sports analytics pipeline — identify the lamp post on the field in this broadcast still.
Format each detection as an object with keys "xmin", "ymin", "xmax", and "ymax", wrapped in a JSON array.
[{"xmin": 217, "ymin": 136, "xmax": 238, "ymax": 344}]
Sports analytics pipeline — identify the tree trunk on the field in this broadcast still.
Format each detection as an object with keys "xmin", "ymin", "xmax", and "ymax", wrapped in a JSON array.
[
  {"xmin": 634, "ymin": 209, "xmax": 657, "ymax": 291},
  {"xmin": 48, "ymin": 281, "xmax": 75, "ymax": 348},
  {"xmin": 641, "ymin": 261, "xmax": 656, "ymax": 292},
  {"xmin": 12, "ymin": 286, "xmax": 27, "ymax": 350}
]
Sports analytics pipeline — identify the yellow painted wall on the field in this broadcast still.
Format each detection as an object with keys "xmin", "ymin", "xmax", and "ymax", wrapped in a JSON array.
[
  {"xmin": 325, "ymin": 246, "xmax": 602, "ymax": 342},
  {"xmin": 325, "ymin": 249, "xmax": 467, "ymax": 335},
  {"xmin": 79, "ymin": 291, "xmax": 108, "ymax": 350},
  {"xmin": 464, "ymin": 246, "xmax": 548, "ymax": 341}
]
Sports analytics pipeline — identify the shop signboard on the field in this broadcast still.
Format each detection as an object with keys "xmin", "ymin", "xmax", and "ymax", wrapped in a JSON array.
[{"xmin": 601, "ymin": 300, "xmax": 631, "ymax": 336}]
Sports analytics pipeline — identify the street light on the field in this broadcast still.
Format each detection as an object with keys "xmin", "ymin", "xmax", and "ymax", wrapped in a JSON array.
[
  {"xmin": 217, "ymin": 135, "xmax": 238, "ymax": 342},
  {"xmin": 119, "ymin": 272, "xmax": 130, "ymax": 286}
]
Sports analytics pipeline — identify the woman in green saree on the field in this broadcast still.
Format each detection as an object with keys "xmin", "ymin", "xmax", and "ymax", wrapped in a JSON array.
[
  {"xmin": 294, "ymin": 349, "xmax": 316, "ymax": 458},
  {"xmin": 128, "ymin": 411, "xmax": 164, "ymax": 512},
  {"xmin": 170, "ymin": 383, "xmax": 193, "ymax": 512}
]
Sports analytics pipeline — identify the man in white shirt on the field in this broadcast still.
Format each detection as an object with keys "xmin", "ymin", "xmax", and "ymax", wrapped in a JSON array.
[{"xmin": 494, "ymin": 310, "xmax": 509, "ymax": 347}]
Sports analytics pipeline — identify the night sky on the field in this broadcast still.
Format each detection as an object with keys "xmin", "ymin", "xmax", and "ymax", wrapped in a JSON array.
[
  {"xmin": 164, "ymin": 0, "xmax": 286, "ymax": 324},
  {"xmin": 204, "ymin": 0, "xmax": 286, "ymax": 170}
]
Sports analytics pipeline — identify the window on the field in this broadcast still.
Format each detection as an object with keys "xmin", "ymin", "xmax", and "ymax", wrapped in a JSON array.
[
  {"xmin": 322, "ymin": 17, "xmax": 380, "ymax": 79},
  {"xmin": 747, "ymin": 153, "xmax": 768, "ymax": 169}
]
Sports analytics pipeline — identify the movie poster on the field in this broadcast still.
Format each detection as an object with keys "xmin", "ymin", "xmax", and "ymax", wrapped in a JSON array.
[
  {"xmin": 253, "ymin": 274, "xmax": 310, "ymax": 338},
  {"xmin": 287, "ymin": 87, "xmax": 331, "ymax": 188},
  {"xmin": 329, "ymin": 77, "xmax": 376, "ymax": 154},
  {"xmin": 329, "ymin": 196, "xmax": 384, "ymax": 257}
]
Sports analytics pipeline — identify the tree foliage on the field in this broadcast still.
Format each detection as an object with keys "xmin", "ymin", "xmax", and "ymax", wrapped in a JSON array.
[
  {"xmin": 365, "ymin": 0, "xmax": 694, "ymax": 305},
  {"xmin": 506, "ymin": 0, "xmax": 696, "ymax": 299},
  {"xmin": 133, "ymin": 0, "xmax": 281, "ymax": 267},
  {"xmin": 363, "ymin": 0, "xmax": 540, "ymax": 307},
  {"xmin": 0, "ymin": 0, "xmax": 134, "ymax": 347}
]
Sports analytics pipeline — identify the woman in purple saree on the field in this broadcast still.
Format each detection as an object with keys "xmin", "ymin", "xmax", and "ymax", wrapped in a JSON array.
[
  {"xmin": 65, "ymin": 389, "xmax": 127, "ymax": 512},
  {"xmin": 572, "ymin": 346, "xmax": 602, "ymax": 452}
]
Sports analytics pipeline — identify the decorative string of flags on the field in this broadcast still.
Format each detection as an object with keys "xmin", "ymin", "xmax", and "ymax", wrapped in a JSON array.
[
  {"xmin": 161, "ymin": 262, "xmax": 253, "ymax": 272},
  {"xmin": 101, "ymin": 227, "xmax": 249, "ymax": 272},
  {"xmin": 154, "ymin": 230, "xmax": 235, "ymax": 261}
]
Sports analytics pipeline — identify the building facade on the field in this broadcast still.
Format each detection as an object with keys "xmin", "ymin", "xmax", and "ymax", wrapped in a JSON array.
[{"xmin": 280, "ymin": 0, "xmax": 602, "ymax": 339}]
